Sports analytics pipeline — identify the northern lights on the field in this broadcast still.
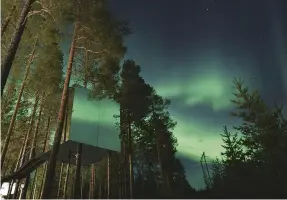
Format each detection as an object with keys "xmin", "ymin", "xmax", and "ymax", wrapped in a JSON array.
[
  {"xmin": 69, "ymin": 87, "xmax": 121, "ymax": 152},
  {"xmin": 61, "ymin": 0, "xmax": 287, "ymax": 190}
]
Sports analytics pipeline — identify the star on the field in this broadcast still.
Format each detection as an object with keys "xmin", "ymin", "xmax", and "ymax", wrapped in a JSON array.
[{"xmin": 206, "ymin": 8, "xmax": 209, "ymax": 11}]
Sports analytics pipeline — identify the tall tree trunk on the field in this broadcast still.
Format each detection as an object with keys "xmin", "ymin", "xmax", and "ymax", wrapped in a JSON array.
[
  {"xmin": 99, "ymin": 183, "xmax": 102, "ymax": 199},
  {"xmin": 20, "ymin": 95, "xmax": 40, "ymax": 199},
  {"xmin": 56, "ymin": 163, "xmax": 64, "ymax": 198},
  {"xmin": 18, "ymin": 184, "xmax": 24, "ymax": 199},
  {"xmin": 29, "ymin": 93, "xmax": 45, "ymax": 159},
  {"xmin": 120, "ymin": 107, "xmax": 128, "ymax": 198},
  {"xmin": 156, "ymin": 141, "xmax": 165, "ymax": 188},
  {"xmin": 12, "ymin": 143, "xmax": 26, "ymax": 199},
  {"xmin": 127, "ymin": 118, "xmax": 134, "ymax": 199},
  {"xmin": 1, "ymin": 0, "xmax": 35, "ymax": 95},
  {"xmin": 11, "ymin": 135, "xmax": 31, "ymax": 199},
  {"xmin": 107, "ymin": 151, "xmax": 111, "ymax": 198},
  {"xmin": 41, "ymin": 21, "xmax": 79, "ymax": 199},
  {"xmin": 19, "ymin": 94, "xmax": 39, "ymax": 167},
  {"xmin": 29, "ymin": 169, "xmax": 38, "ymax": 199},
  {"xmin": 21, "ymin": 174, "xmax": 31, "ymax": 199},
  {"xmin": 62, "ymin": 98, "xmax": 69, "ymax": 142},
  {"xmin": 80, "ymin": 167, "xmax": 84, "ymax": 199},
  {"xmin": 7, "ymin": 180, "xmax": 14, "ymax": 198},
  {"xmin": 118, "ymin": 166, "xmax": 122, "ymax": 199},
  {"xmin": 39, "ymin": 162, "xmax": 47, "ymax": 199},
  {"xmin": 89, "ymin": 165, "xmax": 95, "ymax": 199},
  {"xmin": 2, "ymin": 158, "xmax": 11, "ymax": 176},
  {"xmin": 42, "ymin": 116, "xmax": 51, "ymax": 153},
  {"xmin": 121, "ymin": 142, "xmax": 128, "ymax": 198},
  {"xmin": 1, "ymin": 5, "xmax": 16, "ymax": 35},
  {"xmin": 83, "ymin": 50, "xmax": 89, "ymax": 88},
  {"xmin": 15, "ymin": 143, "xmax": 25, "ymax": 170},
  {"xmin": 120, "ymin": 138, "xmax": 125, "ymax": 198},
  {"xmin": 63, "ymin": 152, "xmax": 71, "ymax": 199},
  {"xmin": 124, "ymin": 141, "xmax": 129, "ymax": 198},
  {"xmin": 73, "ymin": 143, "xmax": 82, "ymax": 199},
  {"xmin": 1, "ymin": 38, "xmax": 38, "ymax": 168},
  {"xmin": 104, "ymin": 176, "xmax": 107, "ymax": 198},
  {"xmin": 38, "ymin": 116, "xmax": 50, "ymax": 198},
  {"xmin": 152, "ymin": 106, "xmax": 166, "ymax": 191},
  {"xmin": 32, "ymin": 170, "xmax": 39, "ymax": 199},
  {"xmin": 166, "ymin": 173, "xmax": 171, "ymax": 190}
]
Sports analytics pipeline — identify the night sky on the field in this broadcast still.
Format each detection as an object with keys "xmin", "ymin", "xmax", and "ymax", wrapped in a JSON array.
[{"xmin": 66, "ymin": 0, "xmax": 287, "ymax": 189}]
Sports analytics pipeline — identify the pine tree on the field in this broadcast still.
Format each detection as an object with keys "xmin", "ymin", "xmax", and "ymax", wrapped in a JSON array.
[
  {"xmin": 230, "ymin": 78, "xmax": 287, "ymax": 197},
  {"xmin": 115, "ymin": 60, "xmax": 155, "ymax": 198},
  {"xmin": 220, "ymin": 126, "xmax": 244, "ymax": 166},
  {"xmin": 210, "ymin": 78, "xmax": 287, "ymax": 198}
]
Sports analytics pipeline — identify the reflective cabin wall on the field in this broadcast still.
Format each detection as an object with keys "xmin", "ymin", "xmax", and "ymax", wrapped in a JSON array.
[{"xmin": 66, "ymin": 86, "xmax": 121, "ymax": 152}]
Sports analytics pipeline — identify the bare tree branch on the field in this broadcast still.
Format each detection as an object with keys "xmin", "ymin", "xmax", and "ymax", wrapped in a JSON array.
[
  {"xmin": 40, "ymin": 8, "xmax": 55, "ymax": 21},
  {"xmin": 76, "ymin": 37, "xmax": 102, "ymax": 48},
  {"xmin": 26, "ymin": 9, "xmax": 55, "ymax": 21},
  {"xmin": 75, "ymin": 36, "xmax": 88, "ymax": 41},
  {"xmin": 75, "ymin": 46, "xmax": 108, "ymax": 55}
]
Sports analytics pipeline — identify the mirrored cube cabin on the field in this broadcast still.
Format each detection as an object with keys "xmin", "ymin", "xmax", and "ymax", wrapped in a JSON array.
[{"xmin": 40, "ymin": 86, "xmax": 121, "ymax": 166}]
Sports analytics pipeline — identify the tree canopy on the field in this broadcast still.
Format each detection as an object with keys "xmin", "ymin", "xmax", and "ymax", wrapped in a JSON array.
[{"xmin": 1, "ymin": 0, "xmax": 286, "ymax": 199}]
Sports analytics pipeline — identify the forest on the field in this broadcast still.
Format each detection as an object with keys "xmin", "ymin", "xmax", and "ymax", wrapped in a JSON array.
[{"xmin": 1, "ymin": 0, "xmax": 287, "ymax": 199}]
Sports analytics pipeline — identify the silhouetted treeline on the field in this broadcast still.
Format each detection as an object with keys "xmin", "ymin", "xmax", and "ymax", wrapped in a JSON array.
[{"xmin": 205, "ymin": 79, "xmax": 287, "ymax": 198}]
